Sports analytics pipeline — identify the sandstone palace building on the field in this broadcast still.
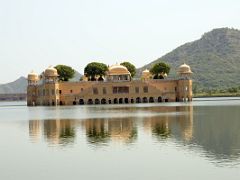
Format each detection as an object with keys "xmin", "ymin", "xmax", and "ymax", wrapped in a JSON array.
[{"xmin": 27, "ymin": 63, "xmax": 193, "ymax": 106}]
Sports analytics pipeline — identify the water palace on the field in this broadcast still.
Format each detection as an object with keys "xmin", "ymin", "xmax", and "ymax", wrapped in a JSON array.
[{"xmin": 27, "ymin": 63, "xmax": 193, "ymax": 106}]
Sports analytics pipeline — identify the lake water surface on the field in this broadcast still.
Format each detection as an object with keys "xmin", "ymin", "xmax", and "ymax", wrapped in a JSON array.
[{"xmin": 0, "ymin": 98, "xmax": 240, "ymax": 180}]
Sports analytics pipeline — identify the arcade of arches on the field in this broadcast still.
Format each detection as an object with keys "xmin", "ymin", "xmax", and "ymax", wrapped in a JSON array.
[{"xmin": 73, "ymin": 96, "xmax": 165, "ymax": 105}]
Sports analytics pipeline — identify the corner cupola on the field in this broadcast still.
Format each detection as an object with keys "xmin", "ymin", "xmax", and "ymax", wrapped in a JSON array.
[
  {"xmin": 178, "ymin": 63, "xmax": 192, "ymax": 79},
  {"xmin": 27, "ymin": 71, "xmax": 38, "ymax": 85},
  {"xmin": 44, "ymin": 66, "xmax": 59, "ymax": 83}
]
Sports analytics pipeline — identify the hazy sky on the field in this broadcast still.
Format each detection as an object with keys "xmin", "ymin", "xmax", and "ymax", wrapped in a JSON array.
[{"xmin": 0, "ymin": 0, "xmax": 240, "ymax": 83}]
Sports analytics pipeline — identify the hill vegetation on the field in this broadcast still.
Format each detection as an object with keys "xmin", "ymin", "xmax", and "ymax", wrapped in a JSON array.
[
  {"xmin": 137, "ymin": 28, "xmax": 240, "ymax": 92},
  {"xmin": 0, "ymin": 71, "xmax": 82, "ymax": 94},
  {"xmin": 0, "ymin": 77, "xmax": 27, "ymax": 94}
]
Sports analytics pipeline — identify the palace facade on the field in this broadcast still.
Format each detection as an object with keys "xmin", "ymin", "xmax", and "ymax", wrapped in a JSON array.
[{"xmin": 27, "ymin": 63, "xmax": 193, "ymax": 106}]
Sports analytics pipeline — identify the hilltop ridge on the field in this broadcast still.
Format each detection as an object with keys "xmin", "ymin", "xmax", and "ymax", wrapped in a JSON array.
[{"xmin": 137, "ymin": 28, "xmax": 240, "ymax": 90}]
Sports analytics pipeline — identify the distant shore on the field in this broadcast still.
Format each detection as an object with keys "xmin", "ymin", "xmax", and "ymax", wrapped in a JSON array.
[
  {"xmin": 0, "ymin": 93, "xmax": 26, "ymax": 101},
  {"xmin": 193, "ymin": 92, "xmax": 240, "ymax": 98}
]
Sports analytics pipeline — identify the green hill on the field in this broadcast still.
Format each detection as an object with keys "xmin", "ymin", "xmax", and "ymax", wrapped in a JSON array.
[
  {"xmin": 0, "ymin": 71, "xmax": 82, "ymax": 94},
  {"xmin": 137, "ymin": 28, "xmax": 240, "ymax": 91},
  {"xmin": 0, "ymin": 77, "xmax": 27, "ymax": 94}
]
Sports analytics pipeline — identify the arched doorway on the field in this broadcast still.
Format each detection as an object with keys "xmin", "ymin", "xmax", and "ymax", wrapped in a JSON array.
[
  {"xmin": 124, "ymin": 98, "xmax": 129, "ymax": 104},
  {"xmin": 143, "ymin": 97, "xmax": 148, "ymax": 103},
  {"xmin": 149, "ymin": 97, "xmax": 154, "ymax": 103},
  {"xmin": 114, "ymin": 98, "xmax": 118, "ymax": 104},
  {"xmin": 131, "ymin": 99, "xmax": 134, "ymax": 103},
  {"xmin": 136, "ymin": 97, "xmax": 141, "ymax": 103},
  {"xmin": 108, "ymin": 99, "xmax": 112, "ymax": 104},
  {"xmin": 79, "ymin": 99, "xmax": 84, "ymax": 105},
  {"xmin": 95, "ymin": 99, "xmax": 100, "ymax": 104},
  {"xmin": 158, "ymin": 97, "xmax": 162, "ymax": 103},
  {"xmin": 88, "ymin": 99, "xmax": 93, "ymax": 105},
  {"xmin": 101, "ymin": 98, "xmax": 107, "ymax": 104},
  {"xmin": 73, "ymin": 101, "xmax": 76, "ymax": 105},
  {"xmin": 119, "ymin": 98, "xmax": 123, "ymax": 104}
]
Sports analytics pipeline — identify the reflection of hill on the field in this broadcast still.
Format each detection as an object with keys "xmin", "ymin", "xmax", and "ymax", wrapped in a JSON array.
[
  {"xmin": 143, "ymin": 106, "xmax": 193, "ymax": 141},
  {"xmin": 192, "ymin": 106, "xmax": 240, "ymax": 161},
  {"xmin": 142, "ymin": 105, "xmax": 240, "ymax": 163}
]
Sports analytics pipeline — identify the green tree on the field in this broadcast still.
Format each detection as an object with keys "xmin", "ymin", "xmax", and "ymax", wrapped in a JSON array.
[
  {"xmin": 55, "ymin": 65, "xmax": 75, "ymax": 81},
  {"xmin": 150, "ymin": 62, "xmax": 170, "ymax": 79},
  {"xmin": 84, "ymin": 62, "xmax": 108, "ymax": 81},
  {"xmin": 228, "ymin": 87, "xmax": 238, "ymax": 93},
  {"xmin": 120, "ymin": 61, "xmax": 136, "ymax": 77}
]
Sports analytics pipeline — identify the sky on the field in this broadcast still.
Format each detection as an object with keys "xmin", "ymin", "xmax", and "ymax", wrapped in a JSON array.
[{"xmin": 0, "ymin": 0, "xmax": 240, "ymax": 83}]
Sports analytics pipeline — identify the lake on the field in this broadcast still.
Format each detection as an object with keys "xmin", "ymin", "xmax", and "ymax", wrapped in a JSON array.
[{"xmin": 0, "ymin": 97, "xmax": 240, "ymax": 180}]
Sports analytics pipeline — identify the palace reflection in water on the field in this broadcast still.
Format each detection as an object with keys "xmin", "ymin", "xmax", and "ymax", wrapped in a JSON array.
[
  {"xmin": 29, "ymin": 119, "xmax": 76, "ymax": 145},
  {"xmin": 28, "ymin": 104, "xmax": 240, "ymax": 165},
  {"xmin": 29, "ymin": 106, "xmax": 192, "ymax": 145}
]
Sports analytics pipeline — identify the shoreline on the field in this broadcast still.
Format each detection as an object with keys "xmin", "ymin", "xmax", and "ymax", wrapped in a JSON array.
[{"xmin": 193, "ymin": 94, "xmax": 240, "ymax": 98}]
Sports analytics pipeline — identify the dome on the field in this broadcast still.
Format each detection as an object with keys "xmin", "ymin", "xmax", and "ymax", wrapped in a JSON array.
[
  {"xmin": 28, "ymin": 71, "xmax": 38, "ymax": 81},
  {"xmin": 44, "ymin": 66, "xmax": 58, "ymax": 77},
  {"xmin": 178, "ymin": 63, "xmax": 192, "ymax": 74},
  {"xmin": 108, "ymin": 64, "xmax": 130, "ymax": 75},
  {"xmin": 142, "ymin": 69, "xmax": 150, "ymax": 74},
  {"xmin": 141, "ymin": 69, "xmax": 151, "ymax": 80},
  {"xmin": 142, "ymin": 69, "xmax": 150, "ymax": 76}
]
